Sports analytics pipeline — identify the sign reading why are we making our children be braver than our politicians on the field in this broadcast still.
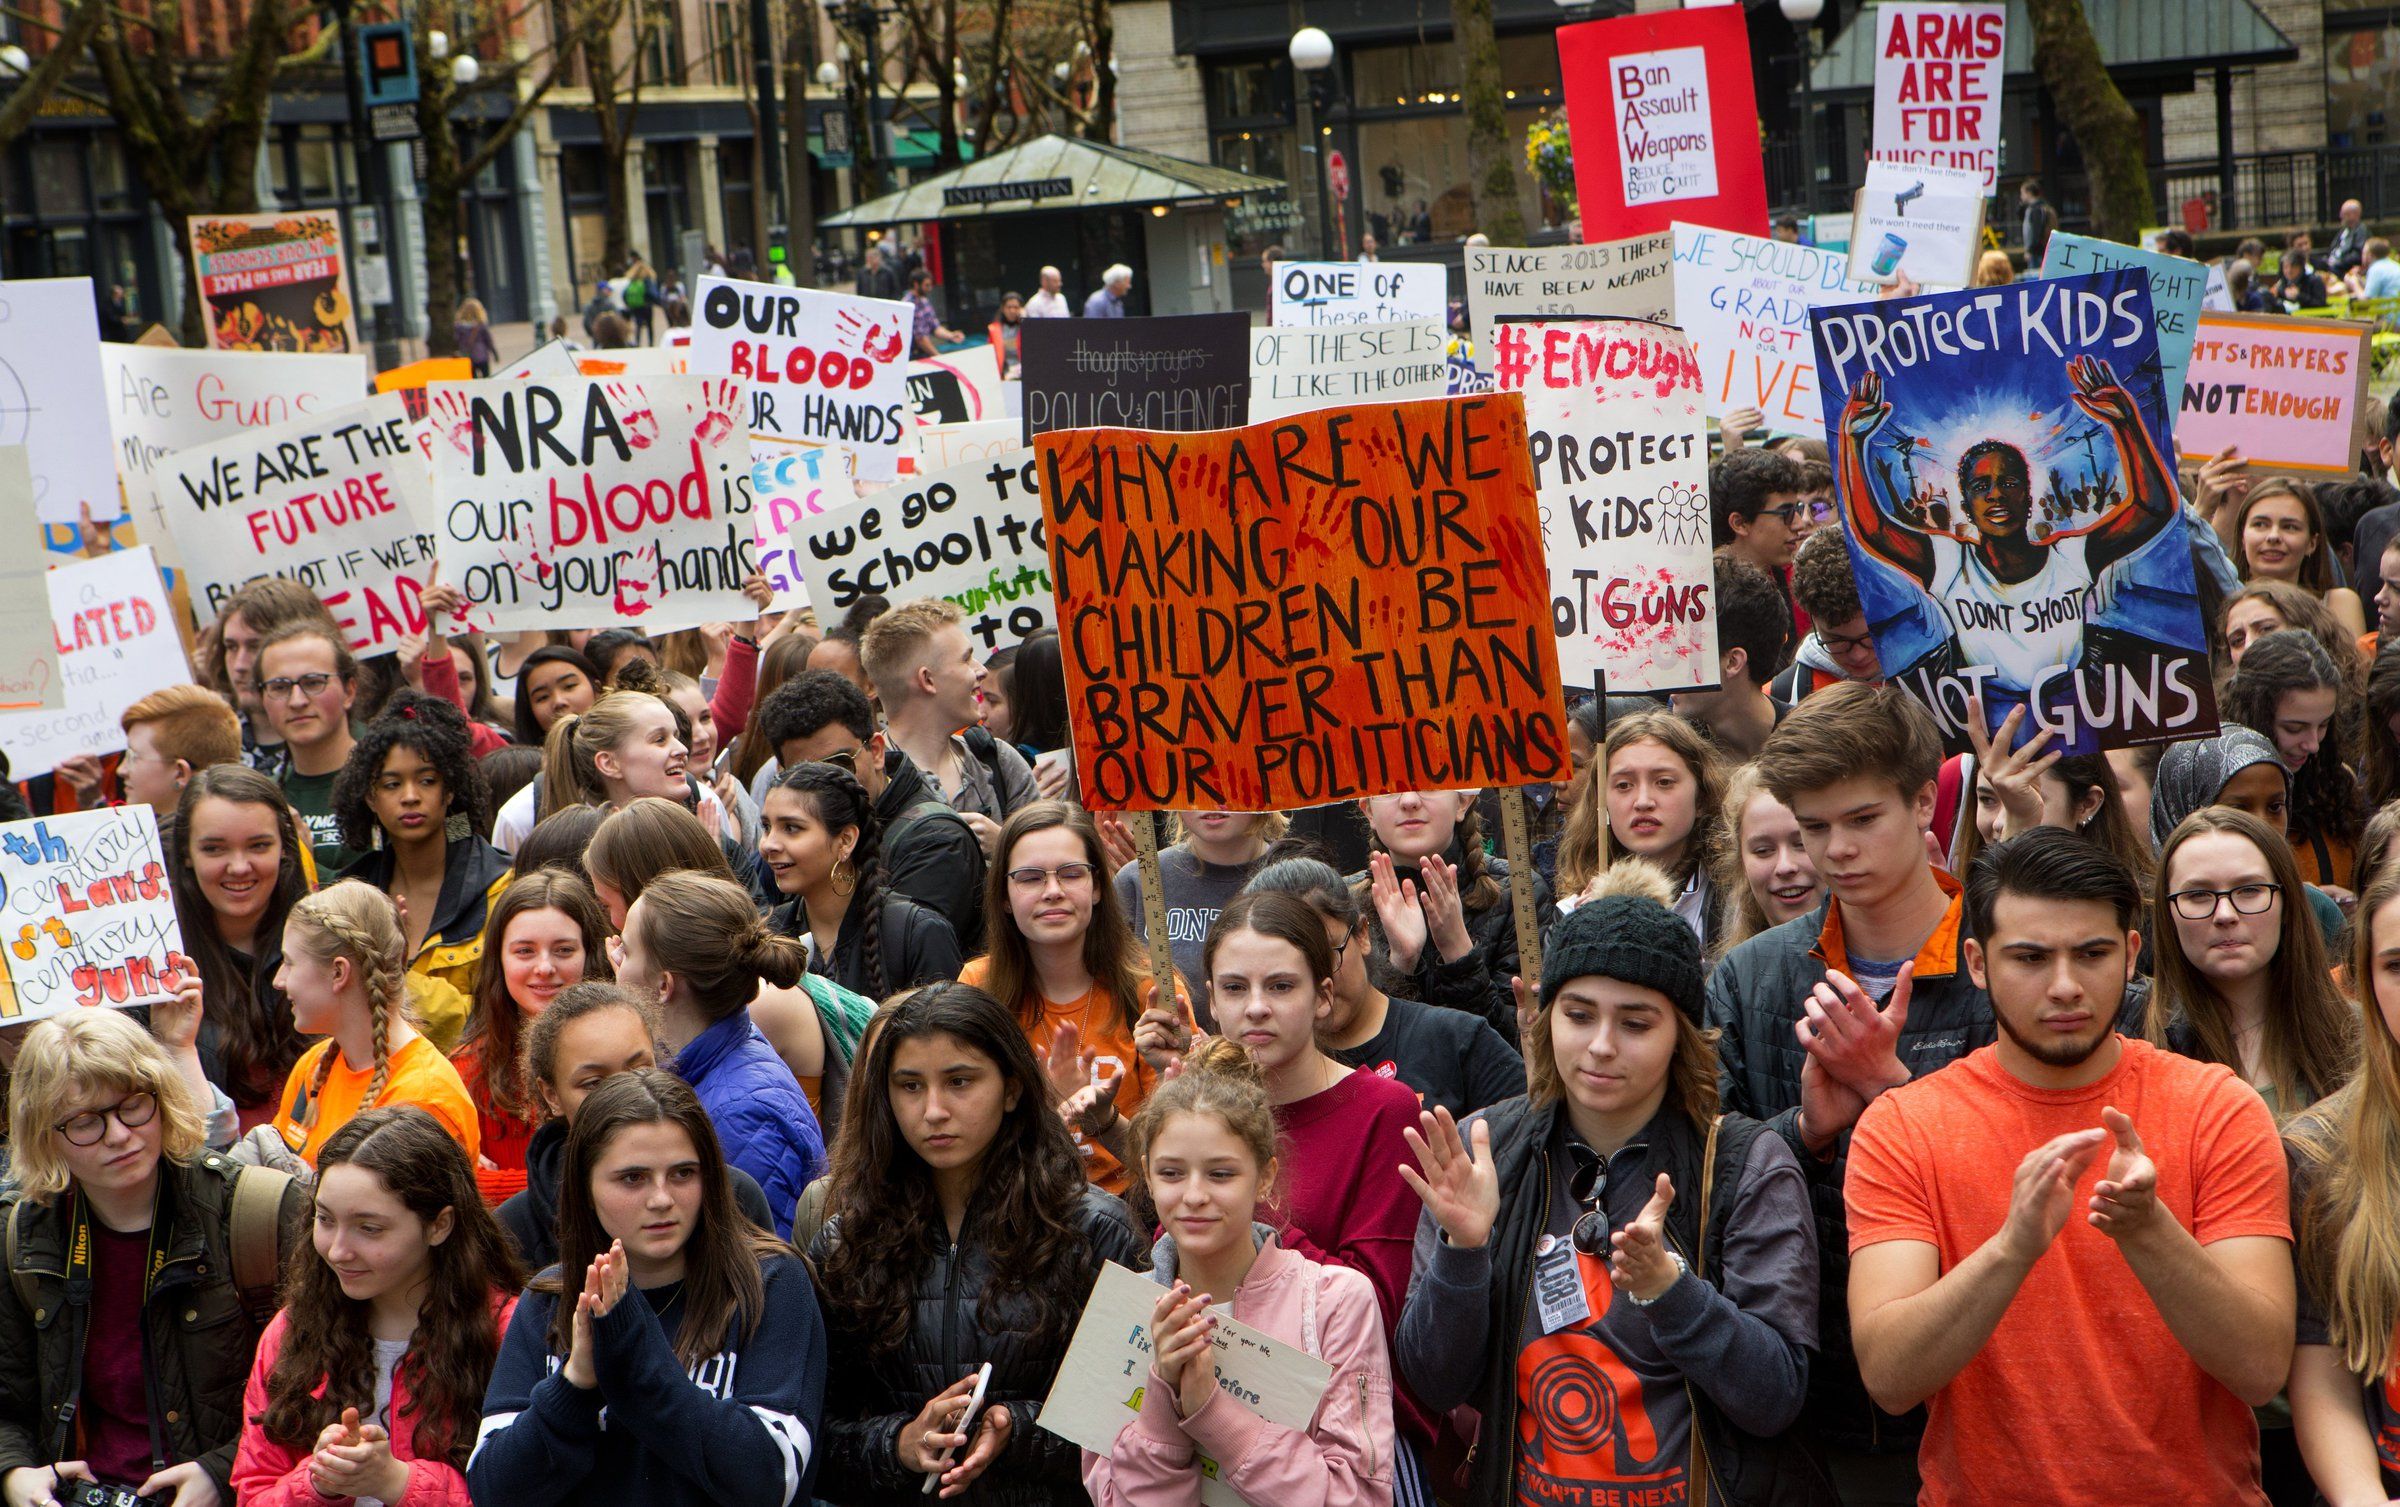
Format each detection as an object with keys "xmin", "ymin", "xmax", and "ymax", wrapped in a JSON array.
[{"xmin": 1810, "ymin": 268, "xmax": 2217, "ymax": 758}]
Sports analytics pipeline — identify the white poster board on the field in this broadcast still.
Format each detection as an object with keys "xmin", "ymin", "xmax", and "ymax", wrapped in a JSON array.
[
  {"xmin": 1465, "ymin": 236, "xmax": 1675, "ymax": 371},
  {"xmin": 0, "ymin": 278, "xmax": 125, "ymax": 524},
  {"xmin": 687, "ymin": 276, "xmax": 912, "ymax": 481},
  {"xmin": 1848, "ymin": 159, "xmax": 1988, "ymax": 289},
  {"xmin": 795, "ymin": 451, "xmax": 1053, "ymax": 654},
  {"xmin": 1671, "ymin": 221, "xmax": 1879, "ymax": 429},
  {"xmin": 0, "ymin": 449, "xmax": 62, "ymax": 709},
  {"xmin": 1871, "ymin": 1, "xmax": 2007, "ymax": 191},
  {"xmin": 1269, "ymin": 261, "xmax": 1449, "ymax": 327},
  {"xmin": 916, "ymin": 419, "xmax": 1020, "ymax": 473},
  {"xmin": 0, "ymin": 806, "xmax": 190, "ymax": 1022},
  {"xmin": 1248, "ymin": 320, "xmax": 1449, "ymax": 421},
  {"xmin": 751, "ymin": 438, "xmax": 849, "ymax": 610},
  {"xmin": 0, "ymin": 547, "xmax": 185, "ymax": 777}
]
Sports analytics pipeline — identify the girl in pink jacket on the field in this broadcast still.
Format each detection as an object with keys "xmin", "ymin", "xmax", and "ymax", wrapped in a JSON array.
[
  {"xmin": 1083, "ymin": 924, "xmax": 1398, "ymax": 1507},
  {"xmin": 232, "ymin": 1106, "xmax": 523, "ymax": 1507}
]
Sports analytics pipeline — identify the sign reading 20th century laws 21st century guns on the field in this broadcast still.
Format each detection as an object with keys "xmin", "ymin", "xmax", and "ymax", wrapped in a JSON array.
[{"xmin": 1036, "ymin": 395, "xmax": 1570, "ymax": 812}]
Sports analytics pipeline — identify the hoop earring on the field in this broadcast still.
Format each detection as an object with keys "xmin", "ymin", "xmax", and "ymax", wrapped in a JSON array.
[{"xmin": 832, "ymin": 857, "xmax": 856, "ymax": 897}]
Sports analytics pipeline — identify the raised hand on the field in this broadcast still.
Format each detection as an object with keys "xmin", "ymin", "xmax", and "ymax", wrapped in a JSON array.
[
  {"xmin": 1040, "ymin": 1019, "xmax": 1087, "ymax": 1101},
  {"xmin": 1399, "ymin": 1107, "xmax": 1500, "ymax": 1250},
  {"xmin": 1133, "ymin": 983, "xmax": 1192, "ymax": 1071},
  {"xmin": 1609, "ymin": 1174, "xmax": 1680, "ymax": 1302},
  {"xmin": 1368, "ymin": 850, "xmax": 1429, "ymax": 973},
  {"xmin": 1059, "ymin": 1066, "xmax": 1123, "ymax": 1135},
  {"xmin": 2194, "ymin": 445, "xmax": 2251, "ymax": 520},
  {"xmin": 1796, "ymin": 965, "xmax": 1913, "ymax": 1101},
  {"xmin": 1093, "ymin": 812, "xmax": 1140, "ymax": 876},
  {"xmin": 1798, "ymin": 1050, "xmax": 1869, "ymax": 1153},
  {"xmin": 2088, "ymin": 1107, "xmax": 2160, "ymax": 1241},
  {"xmin": 416, "ymin": 575, "xmax": 465, "ymax": 633},
  {"xmin": 149, "ymin": 975, "xmax": 205, "ymax": 1056},
  {"xmin": 1510, "ymin": 974, "xmax": 1539, "ymax": 1044},
  {"xmin": 1417, "ymin": 853, "xmax": 1472, "ymax": 963},
  {"xmin": 1963, "ymin": 701, "xmax": 2062, "ymax": 840},
  {"xmin": 1843, "ymin": 372, "xmax": 1892, "ymax": 439},
  {"xmin": 2066, "ymin": 354, "xmax": 2138, "ymax": 427},
  {"xmin": 2000, "ymin": 1129, "xmax": 2109, "ymax": 1267}
]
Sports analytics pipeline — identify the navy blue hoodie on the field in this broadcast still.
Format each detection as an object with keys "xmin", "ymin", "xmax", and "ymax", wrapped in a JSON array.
[{"xmin": 469, "ymin": 1253, "xmax": 826, "ymax": 1507}]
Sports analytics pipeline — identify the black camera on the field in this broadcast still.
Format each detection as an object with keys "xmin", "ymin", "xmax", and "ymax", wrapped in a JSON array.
[{"xmin": 61, "ymin": 1482, "xmax": 162, "ymax": 1507}]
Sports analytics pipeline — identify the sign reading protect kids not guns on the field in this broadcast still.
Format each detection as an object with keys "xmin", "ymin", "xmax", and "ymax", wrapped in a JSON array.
[
  {"xmin": 430, "ymin": 375, "xmax": 757, "ymax": 633},
  {"xmin": 0, "ymin": 806, "xmax": 191, "ymax": 1022},
  {"xmin": 1036, "ymin": 395, "xmax": 1570, "ymax": 812}
]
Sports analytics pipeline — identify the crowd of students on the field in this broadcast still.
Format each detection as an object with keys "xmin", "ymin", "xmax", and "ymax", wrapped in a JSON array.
[{"xmin": 16, "ymin": 433, "xmax": 2400, "ymax": 1507}]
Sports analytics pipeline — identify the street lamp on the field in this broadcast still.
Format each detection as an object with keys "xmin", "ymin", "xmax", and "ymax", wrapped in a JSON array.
[
  {"xmin": 451, "ymin": 54, "xmax": 479, "ymax": 84},
  {"xmin": 1288, "ymin": 27, "xmax": 1332, "ymax": 73},
  {"xmin": 816, "ymin": 60, "xmax": 840, "ymax": 87},
  {"xmin": 1780, "ymin": 0, "xmax": 1824, "ymax": 218},
  {"xmin": 0, "ymin": 45, "xmax": 28, "ymax": 75}
]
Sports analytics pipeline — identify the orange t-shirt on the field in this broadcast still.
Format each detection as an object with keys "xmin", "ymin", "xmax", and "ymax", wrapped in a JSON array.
[
  {"xmin": 1845, "ymin": 1038, "xmax": 2289, "ymax": 1507},
  {"xmin": 273, "ymin": 1031, "xmax": 483, "ymax": 1168},
  {"xmin": 958, "ymin": 956, "xmax": 1190, "ymax": 1195}
]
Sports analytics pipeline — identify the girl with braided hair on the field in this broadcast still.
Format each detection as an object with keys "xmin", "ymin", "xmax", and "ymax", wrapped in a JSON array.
[
  {"xmin": 1353, "ymin": 788, "xmax": 1551, "ymax": 1045},
  {"xmin": 269, "ymin": 881, "xmax": 481, "ymax": 1167},
  {"xmin": 760, "ymin": 763, "xmax": 963, "ymax": 1002}
]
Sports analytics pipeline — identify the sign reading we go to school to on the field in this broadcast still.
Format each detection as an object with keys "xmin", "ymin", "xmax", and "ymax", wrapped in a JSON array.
[
  {"xmin": 1036, "ymin": 395, "xmax": 1570, "ymax": 812},
  {"xmin": 796, "ymin": 451, "xmax": 1053, "ymax": 655},
  {"xmin": 0, "ymin": 806, "xmax": 192, "ymax": 1023}
]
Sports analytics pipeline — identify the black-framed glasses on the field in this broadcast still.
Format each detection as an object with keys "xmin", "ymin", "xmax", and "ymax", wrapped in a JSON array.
[
  {"xmin": 1818, "ymin": 626, "xmax": 1876, "ymax": 654},
  {"xmin": 55, "ymin": 1091, "xmax": 157, "ymax": 1147},
  {"xmin": 259, "ymin": 672, "xmax": 340, "ymax": 701},
  {"xmin": 2167, "ymin": 883, "xmax": 2282, "ymax": 921},
  {"xmin": 1007, "ymin": 862, "xmax": 1097, "ymax": 888},
  {"xmin": 1758, "ymin": 502, "xmax": 1802, "ymax": 525}
]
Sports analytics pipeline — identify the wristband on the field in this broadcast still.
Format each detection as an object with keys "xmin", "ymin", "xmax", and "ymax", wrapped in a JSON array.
[
  {"xmin": 732, "ymin": 632, "xmax": 758, "ymax": 647},
  {"xmin": 1624, "ymin": 1251, "xmax": 1689, "ymax": 1307}
]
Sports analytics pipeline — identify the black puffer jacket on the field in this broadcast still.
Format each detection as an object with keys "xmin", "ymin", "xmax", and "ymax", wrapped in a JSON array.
[
  {"xmin": 808, "ymin": 1184, "xmax": 1143, "ymax": 1505},
  {"xmin": 1346, "ymin": 847, "xmax": 1552, "ymax": 1046},
  {"xmin": 766, "ymin": 890, "xmax": 964, "ymax": 1002}
]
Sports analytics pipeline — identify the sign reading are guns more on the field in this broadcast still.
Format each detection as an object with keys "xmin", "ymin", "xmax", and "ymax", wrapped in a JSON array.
[
  {"xmin": 429, "ymin": 375, "xmax": 757, "ymax": 633},
  {"xmin": 160, "ymin": 392, "xmax": 438, "ymax": 657},
  {"xmin": 1037, "ymin": 395, "xmax": 1569, "ymax": 812},
  {"xmin": 1497, "ymin": 320, "xmax": 1717, "ymax": 692},
  {"xmin": 688, "ymin": 277, "xmax": 912, "ymax": 481},
  {"xmin": 797, "ymin": 451, "xmax": 1052, "ymax": 653},
  {"xmin": 0, "ymin": 806, "xmax": 191, "ymax": 1023}
]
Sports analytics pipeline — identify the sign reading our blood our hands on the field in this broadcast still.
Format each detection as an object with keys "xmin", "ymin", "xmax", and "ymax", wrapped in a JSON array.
[{"xmin": 688, "ymin": 278, "xmax": 913, "ymax": 482}]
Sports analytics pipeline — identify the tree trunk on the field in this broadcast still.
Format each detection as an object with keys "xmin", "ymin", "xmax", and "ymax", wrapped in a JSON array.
[
  {"xmin": 589, "ymin": 23, "xmax": 636, "ymax": 270},
  {"xmin": 419, "ymin": 86, "xmax": 466, "ymax": 355},
  {"xmin": 783, "ymin": 0, "xmax": 815, "ymax": 267},
  {"xmin": 936, "ymin": 0, "xmax": 958, "ymax": 164},
  {"xmin": 1084, "ymin": 0, "xmax": 1112, "ymax": 142},
  {"xmin": 2025, "ymin": 0, "xmax": 2152, "ymax": 241},
  {"xmin": 1451, "ymin": 0, "xmax": 1521, "ymax": 243}
]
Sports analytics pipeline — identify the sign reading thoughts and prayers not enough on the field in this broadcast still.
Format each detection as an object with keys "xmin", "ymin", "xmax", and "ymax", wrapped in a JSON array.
[
  {"xmin": 1037, "ymin": 395, "xmax": 1569, "ymax": 811},
  {"xmin": 1019, "ymin": 312, "xmax": 1251, "ymax": 444}
]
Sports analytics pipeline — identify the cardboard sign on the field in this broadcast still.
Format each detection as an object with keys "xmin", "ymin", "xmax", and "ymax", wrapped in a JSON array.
[
  {"xmin": 159, "ymin": 393, "xmax": 438, "ymax": 657},
  {"xmin": 1672, "ymin": 223, "xmax": 1879, "ymax": 428},
  {"xmin": 0, "ymin": 279, "xmax": 124, "ymax": 526},
  {"xmin": 1849, "ymin": 159, "xmax": 1988, "ymax": 289},
  {"xmin": 1038, "ymin": 1261, "xmax": 1333, "ymax": 1507},
  {"xmin": 0, "ymin": 807, "xmax": 191, "ymax": 1022},
  {"xmin": 752, "ymin": 438, "xmax": 846, "ymax": 609},
  {"xmin": 1495, "ymin": 321, "xmax": 1717, "ymax": 692},
  {"xmin": 0, "ymin": 449, "xmax": 60, "ymax": 709},
  {"xmin": 100, "ymin": 346, "xmax": 368, "ymax": 574},
  {"xmin": 577, "ymin": 348, "xmax": 688, "ymax": 378},
  {"xmin": 797, "ymin": 451, "xmax": 1052, "ymax": 653},
  {"xmin": 1269, "ymin": 261, "xmax": 1448, "ymax": 327},
  {"xmin": 188, "ymin": 211, "xmax": 358, "ymax": 354},
  {"xmin": 687, "ymin": 277, "xmax": 912, "ymax": 481},
  {"xmin": 1037, "ymin": 395, "xmax": 1569, "ymax": 811},
  {"xmin": 1812, "ymin": 271, "xmax": 2217, "ymax": 755},
  {"xmin": 1872, "ymin": 1, "xmax": 2007, "ymax": 191},
  {"xmin": 1465, "ymin": 236, "xmax": 1675, "ymax": 371},
  {"xmin": 1020, "ymin": 313, "xmax": 1252, "ymax": 443},
  {"xmin": 909, "ymin": 352, "xmax": 1009, "ymax": 424},
  {"xmin": 2178, "ymin": 311, "xmax": 2370, "ymax": 477},
  {"xmin": 1249, "ymin": 320, "xmax": 1449, "ymax": 421},
  {"xmin": 1558, "ymin": 7, "xmax": 1767, "ymax": 238},
  {"xmin": 430, "ymin": 375, "xmax": 759, "ymax": 633},
  {"xmin": 2040, "ymin": 233, "xmax": 2209, "ymax": 411},
  {"xmin": 0, "ymin": 548, "xmax": 186, "ymax": 777},
  {"xmin": 500, "ymin": 340, "xmax": 590, "ymax": 382},
  {"xmin": 918, "ymin": 419, "xmax": 1020, "ymax": 472}
]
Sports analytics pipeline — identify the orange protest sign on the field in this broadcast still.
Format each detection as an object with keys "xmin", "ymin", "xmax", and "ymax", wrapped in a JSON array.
[
  {"xmin": 1036, "ymin": 394, "xmax": 1569, "ymax": 812},
  {"xmin": 374, "ymin": 357, "xmax": 473, "ymax": 393}
]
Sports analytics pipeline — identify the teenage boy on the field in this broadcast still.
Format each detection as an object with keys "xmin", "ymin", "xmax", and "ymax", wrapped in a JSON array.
[
  {"xmin": 1671, "ymin": 555, "xmax": 1792, "ymax": 759},
  {"xmin": 1712, "ymin": 448, "xmax": 1806, "ymax": 583},
  {"xmin": 1705, "ymin": 678, "xmax": 1991, "ymax": 1505},
  {"xmin": 255, "ymin": 620, "xmax": 362, "ymax": 876},
  {"xmin": 54, "ymin": 685, "xmax": 242, "ymax": 815},
  {"xmin": 858, "ymin": 599, "xmax": 1037, "ymax": 849},
  {"xmin": 1773, "ymin": 527, "xmax": 1883, "ymax": 703},
  {"xmin": 1847, "ymin": 828, "xmax": 2292, "ymax": 1505}
]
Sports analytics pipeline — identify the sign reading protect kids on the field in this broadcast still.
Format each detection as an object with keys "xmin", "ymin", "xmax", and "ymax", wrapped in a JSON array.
[
  {"xmin": 1810, "ymin": 270, "xmax": 2216, "ymax": 756},
  {"xmin": 1557, "ymin": 6, "xmax": 1768, "ymax": 239},
  {"xmin": 1036, "ymin": 395, "xmax": 1570, "ymax": 812},
  {"xmin": 0, "ymin": 806, "xmax": 191, "ymax": 1022}
]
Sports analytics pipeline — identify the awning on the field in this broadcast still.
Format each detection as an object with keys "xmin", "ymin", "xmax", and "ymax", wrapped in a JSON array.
[
  {"xmin": 807, "ymin": 127, "xmax": 961, "ymax": 168},
  {"xmin": 821, "ymin": 134, "xmax": 1284, "ymax": 227},
  {"xmin": 1811, "ymin": 0, "xmax": 2298, "ymax": 93}
]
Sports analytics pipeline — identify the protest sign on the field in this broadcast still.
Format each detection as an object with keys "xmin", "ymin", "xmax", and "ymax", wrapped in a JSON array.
[
  {"xmin": 751, "ymin": 438, "xmax": 846, "ymax": 608},
  {"xmin": 797, "ymin": 451, "xmax": 1050, "ymax": 653},
  {"xmin": 1494, "ymin": 321, "xmax": 1716, "ymax": 692},
  {"xmin": 1039, "ymin": 1262, "xmax": 1332, "ymax": 1507},
  {"xmin": 0, "ymin": 450, "xmax": 59, "ymax": 710},
  {"xmin": 2178, "ymin": 310, "xmax": 2370, "ymax": 477},
  {"xmin": 2203, "ymin": 262, "xmax": 2234, "ymax": 312},
  {"xmin": 918, "ymin": 419, "xmax": 1020, "ymax": 472},
  {"xmin": 0, "ymin": 548, "xmax": 185, "ymax": 777},
  {"xmin": 1465, "ymin": 236, "xmax": 1674, "ymax": 370},
  {"xmin": 1036, "ymin": 394, "xmax": 1569, "ymax": 811},
  {"xmin": 101, "ymin": 346, "xmax": 367, "ymax": 574},
  {"xmin": 0, "ymin": 806, "xmax": 191, "ymax": 1022},
  {"xmin": 909, "ymin": 351, "xmax": 1009, "ymax": 424},
  {"xmin": 687, "ymin": 276, "xmax": 911, "ymax": 480},
  {"xmin": 188, "ymin": 211, "xmax": 358, "ymax": 353},
  {"xmin": 376, "ymin": 357, "xmax": 473, "ymax": 393},
  {"xmin": 577, "ymin": 349, "xmax": 688, "ymax": 378},
  {"xmin": 1020, "ymin": 313, "xmax": 1251, "ymax": 443},
  {"xmin": 159, "ymin": 393, "xmax": 438, "ymax": 657},
  {"xmin": 1557, "ymin": 6, "xmax": 1766, "ymax": 239},
  {"xmin": 1672, "ymin": 223, "xmax": 1879, "ymax": 428},
  {"xmin": 500, "ymin": 340, "xmax": 590, "ymax": 382},
  {"xmin": 431, "ymin": 375, "xmax": 758, "ymax": 633},
  {"xmin": 1249, "ymin": 320, "xmax": 1449, "ymax": 421},
  {"xmin": 1269, "ymin": 261, "xmax": 1448, "ymax": 327},
  {"xmin": 2041, "ymin": 232, "xmax": 2208, "ymax": 411},
  {"xmin": 0, "ymin": 279, "xmax": 123, "ymax": 527},
  {"xmin": 1871, "ymin": 1, "xmax": 2007, "ymax": 191},
  {"xmin": 1849, "ymin": 159, "xmax": 1987, "ymax": 289},
  {"xmin": 1811, "ymin": 270, "xmax": 2216, "ymax": 755}
]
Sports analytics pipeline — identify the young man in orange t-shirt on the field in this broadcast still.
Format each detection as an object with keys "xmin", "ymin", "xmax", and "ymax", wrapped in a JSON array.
[{"xmin": 1846, "ymin": 827, "xmax": 2295, "ymax": 1506}]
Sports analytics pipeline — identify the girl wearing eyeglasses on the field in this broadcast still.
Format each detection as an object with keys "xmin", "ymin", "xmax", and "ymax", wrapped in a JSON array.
[
  {"xmin": 2150, "ymin": 807, "xmax": 2356, "ymax": 1121},
  {"xmin": 1395, "ymin": 863, "xmax": 1822, "ymax": 1507},
  {"xmin": 959, "ymin": 802, "xmax": 1192, "ymax": 1197},
  {"xmin": 760, "ymin": 763, "xmax": 963, "ymax": 1002},
  {"xmin": 0, "ymin": 1009, "xmax": 311, "ymax": 1507}
]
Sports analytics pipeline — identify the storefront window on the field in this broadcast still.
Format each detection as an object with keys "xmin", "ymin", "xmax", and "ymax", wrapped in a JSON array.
[
  {"xmin": 29, "ymin": 139, "xmax": 84, "ymax": 219},
  {"xmin": 1211, "ymin": 60, "xmax": 1289, "ymax": 123},
  {"xmin": 297, "ymin": 126, "xmax": 341, "ymax": 201},
  {"xmin": 1350, "ymin": 106, "xmax": 1545, "ymax": 245},
  {"xmin": 91, "ymin": 136, "xmax": 132, "ymax": 211},
  {"xmin": 2329, "ymin": 22, "xmax": 2400, "ymax": 149}
]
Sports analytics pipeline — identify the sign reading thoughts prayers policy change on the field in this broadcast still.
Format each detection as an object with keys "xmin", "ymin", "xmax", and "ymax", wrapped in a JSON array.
[
  {"xmin": 430, "ymin": 375, "xmax": 757, "ymax": 633},
  {"xmin": 1811, "ymin": 270, "xmax": 2215, "ymax": 756},
  {"xmin": 0, "ymin": 806, "xmax": 190, "ymax": 1022},
  {"xmin": 688, "ymin": 277, "xmax": 912, "ymax": 480},
  {"xmin": 1019, "ymin": 313, "xmax": 1251, "ymax": 443},
  {"xmin": 1495, "ymin": 320, "xmax": 1717, "ymax": 692},
  {"xmin": 1036, "ymin": 395, "xmax": 1569, "ymax": 811},
  {"xmin": 797, "ymin": 451, "xmax": 1054, "ymax": 653}
]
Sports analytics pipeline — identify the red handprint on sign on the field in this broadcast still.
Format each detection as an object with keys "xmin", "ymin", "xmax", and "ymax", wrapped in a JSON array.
[
  {"xmin": 430, "ymin": 389, "xmax": 480, "ymax": 458},
  {"xmin": 604, "ymin": 381, "xmax": 660, "ymax": 449},
  {"xmin": 696, "ymin": 378, "xmax": 742, "ymax": 446}
]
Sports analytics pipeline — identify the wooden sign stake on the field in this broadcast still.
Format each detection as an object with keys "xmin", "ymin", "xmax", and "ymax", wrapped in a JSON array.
[
  {"xmin": 1499, "ymin": 786, "xmax": 1542, "ymax": 995},
  {"xmin": 1133, "ymin": 814, "xmax": 1177, "ymax": 1008}
]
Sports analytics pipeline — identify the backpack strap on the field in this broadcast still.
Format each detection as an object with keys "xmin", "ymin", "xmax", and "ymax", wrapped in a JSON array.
[
  {"xmin": 1686, "ymin": 1115, "xmax": 1723, "ymax": 1507},
  {"xmin": 229, "ymin": 1165, "xmax": 295, "ymax": 1325},
  {"xmin": 4, "ymin": 1200, "xmax": 29, "ymax": 1318}
]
